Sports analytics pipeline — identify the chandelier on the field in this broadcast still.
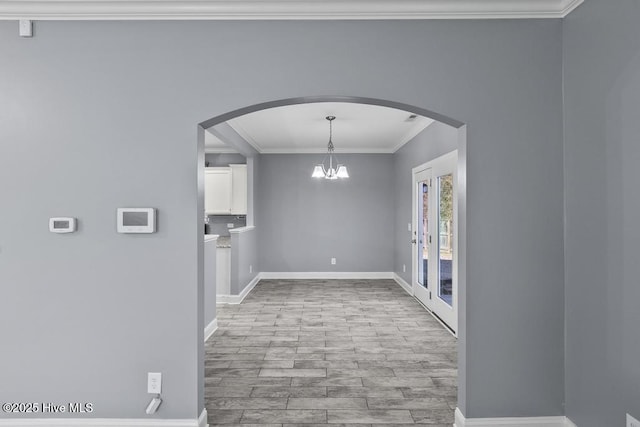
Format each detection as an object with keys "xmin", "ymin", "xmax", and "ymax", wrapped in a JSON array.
[{"xmin": 311, "ymin": 116, "xmax": 349, "ymax": 180}]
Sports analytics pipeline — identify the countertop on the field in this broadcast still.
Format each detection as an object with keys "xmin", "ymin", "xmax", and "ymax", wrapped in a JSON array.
[
  {"xmin": 216, "ymin": 236, "xmax": 231, "ymax": 248},
  {"xmin": 204, "ymin": 234, "xmax": 231, "ymax": 248},
  {"xmin": 204, "ymin": 234, "xmax": 219, "ymax": 243}
]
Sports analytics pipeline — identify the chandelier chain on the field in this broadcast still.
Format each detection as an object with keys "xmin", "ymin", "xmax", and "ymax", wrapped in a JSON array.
[{"xmin": 327, "ymin": 115, "xmax": 335, "ymax": 153}]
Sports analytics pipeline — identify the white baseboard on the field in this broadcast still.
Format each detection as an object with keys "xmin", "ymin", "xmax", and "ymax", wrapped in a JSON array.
[
  {"xmin": 454, "ymin": 408, "xmax": 576, "ymax": 427},
  {"xmin": 218, "ymin": 272, "xmax": 396, "ymax": 304},
  {"xmin": 235, "ymin": 273, "xmax": 260, "ymax": 303},
  {"xmin": 199, "ymin": 409, "xmax": 208, "ymax": 427},
  {"xmin": 393, "ymin": 273, "xmax": 413, "ymax": 295},
  {"xmin": 0, "ymin": 409, "xmax": 208, "ymax": 427},
  {"xmin": 216, "ymin": 294, "xmax": 234, "ymax": 304},
  {"xmin": 217, "ymin": 273, "xmax": 261, "ymax": 304},
  {"xmin": 204, "ymin": 318, "xmax": 218, "ymax": 342},
  {"xmin": 259, "ymin": 272, "xmax": 394, "ymax": 280}
]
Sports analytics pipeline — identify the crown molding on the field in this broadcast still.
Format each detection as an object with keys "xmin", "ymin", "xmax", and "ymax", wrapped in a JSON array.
[{"xmin": 0, "ymin": 0, "xmax": 584, "ymax": 20}]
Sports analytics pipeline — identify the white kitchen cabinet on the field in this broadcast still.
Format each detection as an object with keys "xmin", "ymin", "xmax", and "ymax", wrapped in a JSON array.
[
  {"xmin": 205, "ymin": 168, "xmax": 232, "ymax": 214},
  {"xmin": 230, "ymin": 164, "xmax": 248, "ymax": 215},
  {"xmin": 204, "ymin": 165, "xmax": 247, "ymax": 216}
]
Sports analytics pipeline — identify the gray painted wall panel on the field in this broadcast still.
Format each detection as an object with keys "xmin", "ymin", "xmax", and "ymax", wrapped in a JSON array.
[
  {"xmin": 256, "ymin": 154, "xmax": 395, "ymax": 273},
  {"xmin": 564, "ymin": 1, "xmax": 640, "ymax": 425},
  {"xmin": 204, "ymin": 240, "xmax": 217, "ymax": 327},
  {"xmin": 230, "ymin": 228, "xmax": 258, "ymax": 295},
  {"xmin": 0, "ymin": 19, "xmax": 564, "ymax": 419}
]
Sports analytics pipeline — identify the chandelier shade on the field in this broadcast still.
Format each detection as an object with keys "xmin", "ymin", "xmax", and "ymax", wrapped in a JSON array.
[{"xmin": 312, "ymin": 116, "xmax": 349, "ymax": 180}]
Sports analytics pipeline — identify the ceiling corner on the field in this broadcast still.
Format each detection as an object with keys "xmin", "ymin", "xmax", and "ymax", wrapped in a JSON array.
[{"xmin": 559, "ymin": 0, "xmax": 584, "ymax": 17}]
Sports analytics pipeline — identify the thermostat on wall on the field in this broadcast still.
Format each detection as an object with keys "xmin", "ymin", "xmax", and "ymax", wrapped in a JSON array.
[
  {"xmin": 117, "ymin": 208, "xmax": 156, "ymax": 234},
  {"xmin": 49, "ymin": 217, "xmax": 77, "ymax": 233}
]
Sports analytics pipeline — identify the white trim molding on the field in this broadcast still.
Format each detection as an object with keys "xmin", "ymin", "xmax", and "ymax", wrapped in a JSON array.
[
  {"xmin": 204, "ymin": 318, "xmax": 218, "ymax": 342},
  {"xmin": 198, "ymin": 409, "xmax": 208, "ymax": 427},
  {"xmin": 454, "ymin": 408, "xmax": 577, "ymax": 427},
  {"xmin": 0, "ymin": 0, "xmax": 584, "ymax": 21},
  {"xmin": 217, "ymin": 272, "xmax": 397, "ymax": 304},
  {"xmin": 260, "ymin": 272, "xmax": 394, "ymax": 280},
  {"xmin": 393, "ymin": 273, "xmax": 414, "ymax": 296},
  {"xmin": 217, "ymin": 273, "xmax": 261, "ymax": 304},
  {"xmin": 216, "ymin": 294, "xmax": 236, "ymax": 304},
  {"xmin": 0, "ymin": 410, "xmax": 208, "ymax": 427}
]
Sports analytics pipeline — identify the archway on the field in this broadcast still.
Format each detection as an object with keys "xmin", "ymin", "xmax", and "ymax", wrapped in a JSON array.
[{"xmin": 196, "ymin": 95, "xmax": 467, "ymax": 424}]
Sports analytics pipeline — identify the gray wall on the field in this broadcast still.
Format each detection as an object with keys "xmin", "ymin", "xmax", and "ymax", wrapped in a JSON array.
[
  {"xmin": 256, "ymin": 154, "xmax": 395, "ymax": 273},
  {"xmin": 394, "ymin": 121, "xmax": 460, "ymax": 284},
  {"xmin": 0, "ymin": 19, "xmax": 564, "ymax": 420},
  {"xmin": 204, "ymin": 239, "xmax": 217, "ymax": 327},
  {"xmin": 204, "ymin": 153, "xmax": 246, "ymax": 167},
  {"xmin": 564, "ymin": 1, "xmax": 640, "ymax": 425},
  {"xmin": 230, "ymin": 228, "xmax": 259, "ymax": 295},
  {"xmin": 206, "ymin": 215, "xmax": 247, "ymax": 237},
  {"xmin": 248, "ymin": 156, "xmax": 259, "ymax": 227}
]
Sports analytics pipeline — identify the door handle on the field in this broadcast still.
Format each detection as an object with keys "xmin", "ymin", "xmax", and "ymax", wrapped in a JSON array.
[{"xmin": 411, "ymin": 239, "xmax": 417, "ymax": 244}]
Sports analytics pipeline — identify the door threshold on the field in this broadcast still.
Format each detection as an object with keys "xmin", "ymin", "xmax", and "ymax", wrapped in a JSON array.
[{"xmin": 414, "ymin": 296, "xmax": 457, "ymax": 338}]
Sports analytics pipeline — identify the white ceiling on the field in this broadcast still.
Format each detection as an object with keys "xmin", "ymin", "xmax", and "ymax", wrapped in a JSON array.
[
  {"xmin": 204, "ymin": 131, "xmax": 238, "ymax": 153},
  {"xmin": 0, "ymin": 0, "xmax": 583, "ymax": 20},
  {"xmin": 210, "ymin": 102, "xmax": 434, "ymax": 154}
]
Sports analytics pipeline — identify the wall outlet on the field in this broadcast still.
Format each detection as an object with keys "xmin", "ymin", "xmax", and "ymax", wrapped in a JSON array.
[
  {"xmin": 628, "ymin": 414, "xmax": 640, "ymax": 427},
  {"xmin": 403, "ymin": 264, "xmax": 406, "ymax": 272},
  {"xmin": 408, "ymin": 223, "xmax": 412, "ymax": 232},
  {"xmin": 249, "ymin": 265, "xmax": 253, "ymax": 273},
  {"xmin": 227, "ymin": 223, "xmax": 234, "ymax": 228},
  {"xmin": 331, "ymin": 258, "xmax": 336, "ymax": 265},
  {"xmin": 148, "ymin": 372, "xmax": 162, "ymax": 394}
]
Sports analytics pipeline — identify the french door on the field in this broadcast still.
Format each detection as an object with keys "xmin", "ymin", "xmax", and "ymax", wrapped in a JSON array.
[{"xmin": 412, "ymin": 151, "xmax": 458, "ymax": 333}]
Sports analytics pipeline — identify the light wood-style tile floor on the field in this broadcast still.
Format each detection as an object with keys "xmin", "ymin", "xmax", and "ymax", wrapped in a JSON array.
[{"xmin": 205, "ymin": 279, "xmax": 457, "ymax": 426}]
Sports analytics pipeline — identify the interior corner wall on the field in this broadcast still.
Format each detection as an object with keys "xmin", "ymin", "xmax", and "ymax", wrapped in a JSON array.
[
  {"xmin": 0, "ymin": 19, "xmax": 564, "ymax": 421},
  {"xmin": 230, "ymin": 228, "xmax": 258, "ymax": 295},
  {"xmin": 204, "ymin": 240, "xmax": 217, "ymax": 327},
  {"xmin": 256, "ymin": 154, "xmax": 395, "ymax": 273},
  {"xmin": 247, "ymin": 155, "xmax": 258, "ymax": 228},
  {"xmin": 563, "ymin": 1, "xmax": 640, "ymax": 425},
  {"xmin": 393, "ymin": 121, "xmax": 459, "ymax": 285}
]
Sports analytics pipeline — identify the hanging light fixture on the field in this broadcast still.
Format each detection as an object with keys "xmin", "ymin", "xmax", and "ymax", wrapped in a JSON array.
[{"xmin": 312, "ymin": 116, "xmax": 349, "ymax": 180}]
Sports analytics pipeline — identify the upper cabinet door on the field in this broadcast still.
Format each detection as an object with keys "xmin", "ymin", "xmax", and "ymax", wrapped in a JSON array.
[
  {"xmin": 205, "ymin": 168, "xmax": 232, "ymax": 214},
  {"xmin": 230, "ymin": 164, "xmax": 248, "ymax": 215}
]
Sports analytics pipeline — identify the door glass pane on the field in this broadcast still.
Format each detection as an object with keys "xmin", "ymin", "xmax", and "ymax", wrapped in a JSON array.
[
  {"xmin": 417, "ymin": 181, "xmax": 428, "ymax": 288},
  {"xmin": 438, "ymin": 174, "xmax": 453, "ymax": 306}
]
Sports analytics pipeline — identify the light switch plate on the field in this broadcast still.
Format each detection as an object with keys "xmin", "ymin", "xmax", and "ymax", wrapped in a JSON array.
[
  {"xmin": 19, "ymin": 20, "xmax": 33, "ymax": 37},
  {"xmin": 408, "ymin": 223, "xmax": 412, "ymax": 232}
]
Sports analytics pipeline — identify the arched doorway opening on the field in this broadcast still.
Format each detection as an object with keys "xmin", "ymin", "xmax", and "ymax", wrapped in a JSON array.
[{"xmin": 197, "ymin": 95, "xmax": 467, "ymax": 425}]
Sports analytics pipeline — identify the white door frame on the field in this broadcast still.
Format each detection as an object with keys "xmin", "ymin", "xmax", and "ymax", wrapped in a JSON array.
[
  {"xmin": 412, "ymin": 167, "xmax": 432, "ymax": 309},
  {"xmin": 412, "ymin": 150, "xmax": 458, "ymax": 334}
]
